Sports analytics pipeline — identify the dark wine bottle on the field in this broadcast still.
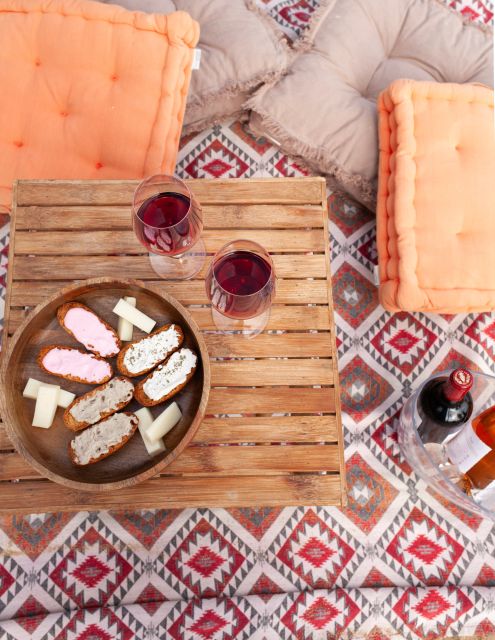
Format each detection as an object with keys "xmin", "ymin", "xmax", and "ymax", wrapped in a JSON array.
[{"xmin": 417, "ymin": 368, "xmax": 473, "ymax": 444}]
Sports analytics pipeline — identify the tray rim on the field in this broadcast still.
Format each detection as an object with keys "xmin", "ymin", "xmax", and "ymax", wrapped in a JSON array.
[{"xmin": 0, "ymin": 276, "xmax": 211, "ymax": 492}]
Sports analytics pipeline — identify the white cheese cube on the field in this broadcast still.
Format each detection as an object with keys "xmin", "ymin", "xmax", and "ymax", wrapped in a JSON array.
[
  {"xmin": 58, "ymin": 389, "xmax": 76, "ymax": 408},
  {"xmin": 23, "ymin": 378, "xmax": 75, "ymax": 408},
  {"xmin": 113, "ymin": 298, "xmax": 156, "ymax": 333},
  {"xmin": 136, "ymin": 407, "xmax": 166, "ymax": 456},
  {"xmin": 23, "ymin": 377, "xmax": 43, "ymax": 400},
  {"xmin": 146, "ymin": 402, "xmax": 182, "ymax": 442},
  {"xmin": 32, "ymin": 385, "xmax": 60, "ymax": 428},
  {"xmin": 118, "ymin": 296, "xmax": 136, "ymax": 341}
]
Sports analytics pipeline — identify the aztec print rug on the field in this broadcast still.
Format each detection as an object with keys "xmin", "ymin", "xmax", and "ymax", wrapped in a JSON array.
[{"xmin": 0, "ymin": 0, "xmax": 494, "ymax": 638}]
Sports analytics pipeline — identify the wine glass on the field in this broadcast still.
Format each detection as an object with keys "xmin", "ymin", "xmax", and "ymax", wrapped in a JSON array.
[
  {"xmin": 205, "ymin": 240, "xmax": 276, "ymax": 338},
  {"xmin": 132, "ymin": 174, "xmax": 206, "ymax": 279}
]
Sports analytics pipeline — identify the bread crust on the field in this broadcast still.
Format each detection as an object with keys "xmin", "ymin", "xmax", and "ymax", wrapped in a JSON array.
[
  {"xmin": 116, "ymin": 324, "xmax": 184, "ymax": 377},
  {"xmin": 57, "ymin": 302, "xmax": 121, "ymax": 357},
  {"xmin": 63, "ymin": 376, "xmax": 134, "ymax": 431},
  {"xmin": 68, "ymin": 412, "xmax": 138, "ymax": 466},
  {"xmin": 134, "ymin": 360, "xmax": 197, "ymax": 407},
  {"xmin": 37, "ymin": 345, "xmax": 113, "ymax": 385}
]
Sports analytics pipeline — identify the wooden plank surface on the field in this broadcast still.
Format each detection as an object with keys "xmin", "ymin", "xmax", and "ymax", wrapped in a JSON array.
[
  {"xmin": 15, "ymin": 178, "xmax": 326, "ymax": 206},
  {"xmin": 0, "ymin": 177, "xmax": 345, "ymax": 511},
  {"xmin": 10, "ymin": 279, "xmax": 329, "ymax": 306},
  {"xmin": 16, "ymin": 204, "xmax": 325, "ymax": 230},
  {"xmin": 7, "ymin": 305, "xmax": 331, "ymax": 334},
  {"xmin": 15, "ymin": 229, "xmax": 325, "ymax": 254},
  {"xmin": 13, "ymin": 254, "xmax": 327, "ymax": 280},
  {"xmin": 0, "ymin": 445, "xmax": 341, "ymax": 481},
  {"xmin": 0, "ymin": 415, "xmax": 338, "ymax": 449},
  {"xmin": 0, "ymin": 475, "xmax": 342, "ymax": 512}
]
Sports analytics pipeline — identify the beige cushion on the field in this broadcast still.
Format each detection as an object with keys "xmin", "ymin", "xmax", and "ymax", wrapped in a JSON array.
[
  {"xmin": 103, "ymin": 0, "xmax": 290, "ymax": 134},
  {"xmin": 247, "ymin": 0, "xmax": 493, "ymax": 208}
]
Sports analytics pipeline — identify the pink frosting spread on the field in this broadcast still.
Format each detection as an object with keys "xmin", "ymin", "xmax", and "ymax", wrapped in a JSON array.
[
  {"xmin": 64, "ymin": 307, "xmax": 118, "ymax": 357},
  {"xmin": 42, "ymin": 348, "xmax": 111, "ymax": 382}
]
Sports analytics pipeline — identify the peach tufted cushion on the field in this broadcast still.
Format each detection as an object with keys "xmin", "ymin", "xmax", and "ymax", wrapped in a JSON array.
[
  {"xmin": 377, "ymin": 80, "xmax": 495, "ymax": 313},
  {"xmin": 0, "ymin": 0, "xmax": 199, "ymax": 211},
  {"xmin": 247, "ymin": 0, "xmax": 493, "ymax": 209}
]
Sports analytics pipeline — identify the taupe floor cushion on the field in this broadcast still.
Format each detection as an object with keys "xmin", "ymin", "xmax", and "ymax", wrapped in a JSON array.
[
  {"xmin": 103, "ymin": 0, "xmax": 290, "ymax": 134},
  {"xmin": 247, "ymin": 0, "xmax": 493, "ymax": 208}
]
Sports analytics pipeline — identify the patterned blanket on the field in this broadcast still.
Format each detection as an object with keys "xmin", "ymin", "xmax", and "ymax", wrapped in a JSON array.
[{"xmin": 1, "ymin": 1, "xmax": 494, "ymax": 638}]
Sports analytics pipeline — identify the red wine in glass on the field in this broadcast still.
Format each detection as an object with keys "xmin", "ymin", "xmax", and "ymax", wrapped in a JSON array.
[
  {"xmin": 135, "ymin": 191, "xmax": 200, "ymax": 256},
  {"xmin": 206, "ymin": 247, "xmax": 275, "ymax": 320}
]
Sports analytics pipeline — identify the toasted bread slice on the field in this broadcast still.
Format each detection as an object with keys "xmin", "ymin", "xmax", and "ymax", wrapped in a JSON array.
[
  {"xmin": 134, "ymin": 348, "xmax": 197, "ymax": 406},
  {"xmin": 57, "ymin": 302, "xmax": 121, "ymax": 357},
  {"xmin": 38, "ymin": 345, "xmax": 113, "ymax": 385},
  {"xmin": 69, "ymin": 412, "xmax": 138, "ymax": 466},
  {"xmin": 116, "ymin": 324, "xmax": 184, "ymax": 377},
  {"xmin": 64, "ymin": 377, "xmax": 134, "ymax": 431}
]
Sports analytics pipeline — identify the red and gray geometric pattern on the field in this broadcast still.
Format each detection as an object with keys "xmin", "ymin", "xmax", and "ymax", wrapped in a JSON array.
[{"xmin": 1, "ymin": 0, "xmax": 495, "ymax": 638}]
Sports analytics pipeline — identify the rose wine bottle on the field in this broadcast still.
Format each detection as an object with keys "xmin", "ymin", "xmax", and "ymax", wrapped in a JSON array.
[
  {"xmin": 446, "ymin": 405, "xmax": 495, "ymax": 491},
  {"xmin": 417, "ymin": 369, "xmax": 473, "ymax": 444}
]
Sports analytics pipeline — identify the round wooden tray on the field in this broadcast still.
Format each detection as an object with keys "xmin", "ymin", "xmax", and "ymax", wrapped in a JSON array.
[{"xmin": 0, "ymin": 278, "xmax": 210, "ymax": 492}]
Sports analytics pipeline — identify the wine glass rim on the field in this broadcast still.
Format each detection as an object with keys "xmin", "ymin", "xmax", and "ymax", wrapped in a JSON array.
[
  {"xmin": 132, "ymin": 174, "xmax": 193, "ymax": 230},
  {"xmin": 209, "ymin": 240, "xmax": 275, "ymax": 299}
]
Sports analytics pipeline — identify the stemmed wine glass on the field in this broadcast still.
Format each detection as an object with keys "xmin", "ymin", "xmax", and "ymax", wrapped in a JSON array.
[
  {"xmin": 205, "ymin": 240, "xmax": 276, "ymax": 338},
  {"xmin": 132, "ymin": 174, "xmax": 206, "ymax": 279}
]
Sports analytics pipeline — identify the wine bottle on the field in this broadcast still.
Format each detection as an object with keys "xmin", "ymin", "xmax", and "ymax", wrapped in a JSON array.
[
  {"xmin": 446, "ymin": 405, "xmax": 495, "ymax": 491},
  {"xmin": 417, "ymin": 369, "xmax": 473, "ymax": 444}
]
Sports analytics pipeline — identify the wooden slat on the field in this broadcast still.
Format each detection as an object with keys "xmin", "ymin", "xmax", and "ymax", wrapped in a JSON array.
[
  {"xmin": 207, "ymin": 387, "xmax": 335, "ymax": 414},
  {"xmin": 7, "ymin": 305, "xmax": 331, "ymax": 334},
  {"xmin": 15, "ymin": 229, "xmax": 325, "ymax": 255},
  {"xmin": 5, "ymin": 329, "xmax": 333, "ymax": 362},
  {"xmin": 205, "ymin": 333, "xmax": 332, "ymax": 358},
  {"xmin": 0, "ymin": 474, "xmax": 341, "ymax": 511},
  {"xmin": 10, "ymin": 280, "xmax": 328, "ymax": 306},
  {"xmin": 210, "ymin": 359, "xmax": 333, "ymax": 386},
  {"xmin": 0, "ymin": 387, "xmax": 336, "ymax": 432},
  {"xmin": 13, "ymin": 254, "xmax": 327, "ymax": 280},
  {"xmin": 15, "ymin": 178, "xmax": 325, "ymax": 206},
  {"xmin": 0, "ymin": 415, "xmax": 336, "ymax": 454},
  {"xmin": 195, "ymin": 415, "xmax": 337, "ymax": 444},
  {"xmin": 16, "ymin": 204, "xmax": 325, "ymax": 230},
  {"xmin": 0, "ymin": 445, "xmax": 339, "ymax": 481},
  {"xmin": 169, "ymin": 444, "xmax": 339, "ymax": 475}
]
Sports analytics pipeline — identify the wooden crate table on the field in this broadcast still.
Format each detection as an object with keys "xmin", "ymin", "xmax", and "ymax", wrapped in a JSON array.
[{"xmin": 0, "ymin": 177, "xmax": 346, "ymax": 512}]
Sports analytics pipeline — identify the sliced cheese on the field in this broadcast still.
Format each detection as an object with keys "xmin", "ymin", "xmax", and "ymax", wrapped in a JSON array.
[
  {"xmin": 146, "ymin": 402, "xmax": 182, "ymax": 442},
  {"xmin": 58, "ymin": 389, "xmax": 76, "ymax": 409},
  {"xmin": 113, "ymin": 298, "xmax": 156, "ymax": 333},
  {"xmin": 32, "ymin": 385, "xmax": 60, "ymax": 428},
  {"xmin": 118, "ymin": 296, "xmax": 136, "ymax": 341},
  {"xmin": 135, "ymin": 407, "xmax": 166, "ymax": 456},
  {"xmin": 23, "ymin": 377, "xmax": 75, "ymax": 408},
  {"xmin": 23, "ymin": 377, "xmax": 44, "ymax": 400}
]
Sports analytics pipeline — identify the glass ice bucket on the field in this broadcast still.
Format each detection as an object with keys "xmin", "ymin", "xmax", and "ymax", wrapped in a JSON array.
[{"xmin": 399, "ymin": 369, "xmax": 495, "ymax": 521}]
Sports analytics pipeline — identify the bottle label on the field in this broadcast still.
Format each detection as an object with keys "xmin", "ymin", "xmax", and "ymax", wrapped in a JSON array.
[{"xmin": 446, "ymin": 424, "xmax": 491, "ymax": 473}]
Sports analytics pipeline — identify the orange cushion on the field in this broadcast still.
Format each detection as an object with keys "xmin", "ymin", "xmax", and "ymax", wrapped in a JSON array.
[
  {"xmin": 376, "ymin": 80, "xmax": 495, "ymax": 313},
  {"xmin": 0, "ymin": 0, "xmax": 199, "ymax": 212}
]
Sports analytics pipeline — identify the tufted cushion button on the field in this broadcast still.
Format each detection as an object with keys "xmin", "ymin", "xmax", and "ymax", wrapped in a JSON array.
[
  {"xmin": 60, "ymin": 111, "xmax": 68, "ymax": 117},
  {"xmin": 95, "ymin": 162, "xmax": 103, "ymax": 169},
  {"xmin": 13, "ymin": 141, "xmax": 23, "ymax": 148},
  {"xmin": 111, "ymin": 74, "xmax": 118, "ymax": 81},
  {"xmin": 34, "ymin": 58, "xmax": 41, "ymax": 67}
]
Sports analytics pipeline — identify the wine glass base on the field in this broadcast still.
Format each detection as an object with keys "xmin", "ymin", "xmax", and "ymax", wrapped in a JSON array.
[
  {"xmin": 148, "ymin": 239, "xmax": 206, "ymax": 280},
  {"xmin": 211, "ymin": 307, "xmax": 270, "ymax": 339}
]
